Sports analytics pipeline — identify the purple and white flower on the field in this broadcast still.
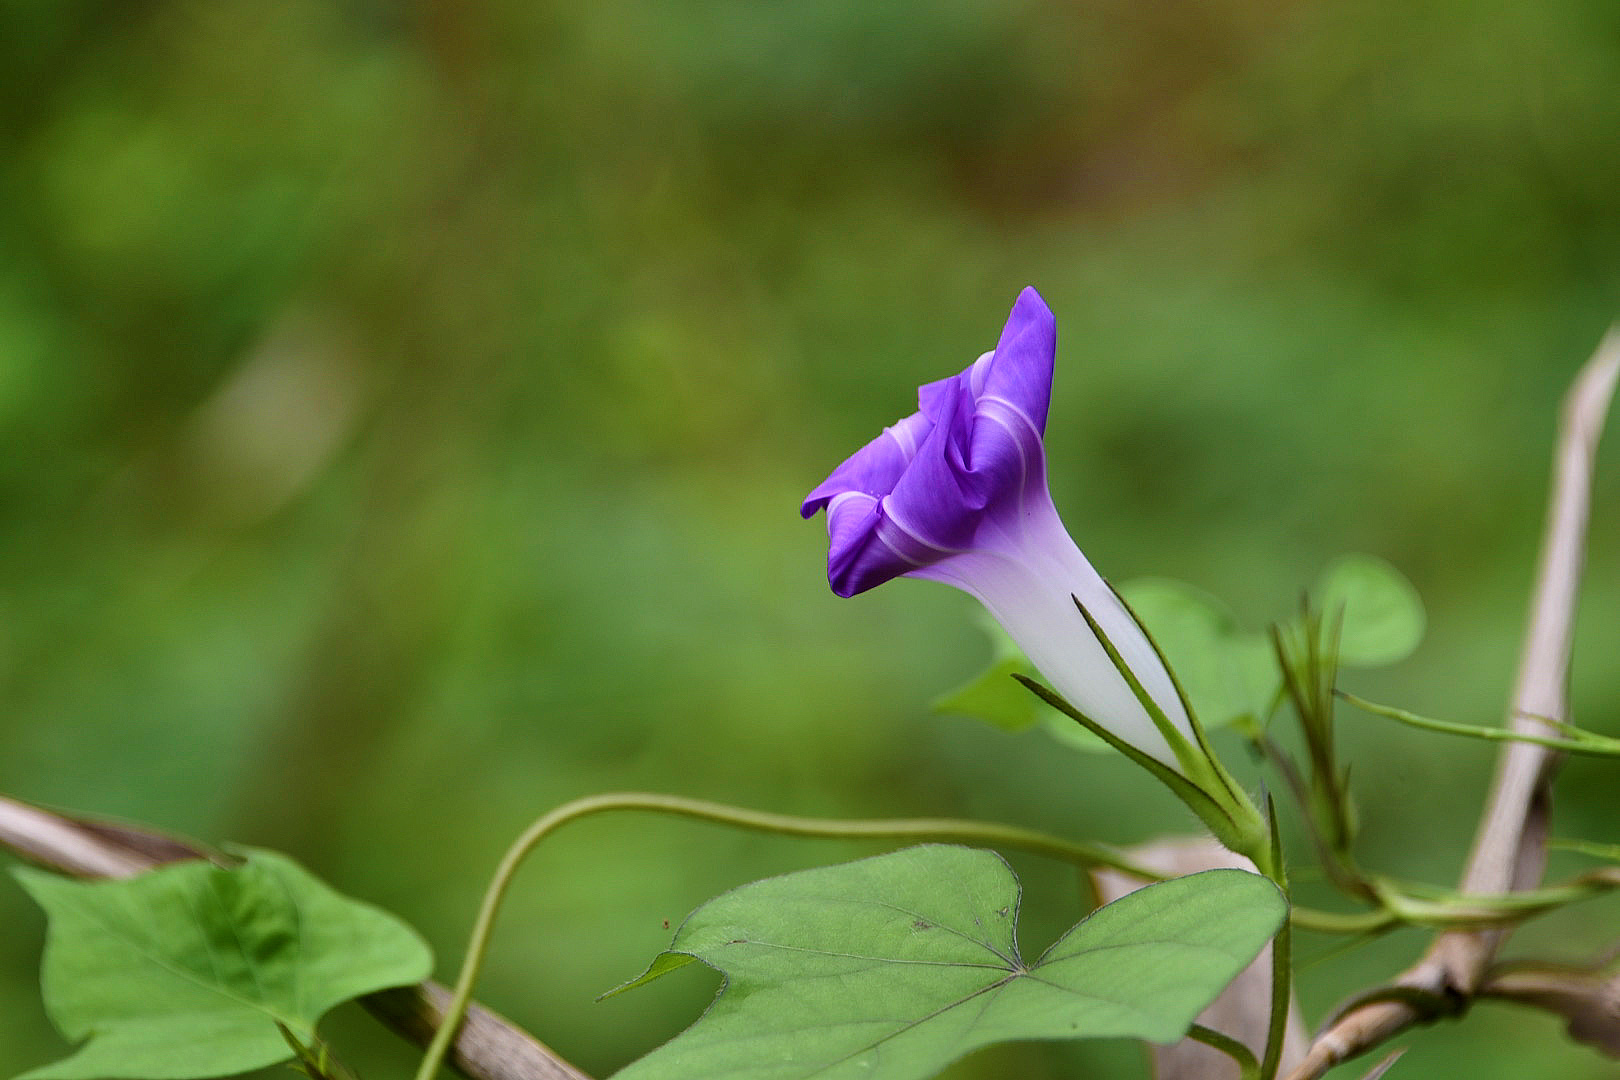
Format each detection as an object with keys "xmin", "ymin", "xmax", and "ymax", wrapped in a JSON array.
[{"xmin": 802, "ymin": 288, "xmax": 1197, "ymax": 769}]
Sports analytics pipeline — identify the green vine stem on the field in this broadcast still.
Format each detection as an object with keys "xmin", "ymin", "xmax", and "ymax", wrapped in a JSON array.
[
  {"xmin": 410, "ymin": 791, "xmax": 1387, "ymax": 1080},
  {"xmin": 1258, "ymin": 801, "xmax": 1292, "ymax": 1080},
  {"xmin": 1369, "ymin": 869, "xmax": 1620, "ymax": 925},
  {"xmin": 1187, "ymin": 1023, "xmax": 1260, "ymax": 1080},
  {"xmin": 1338, "ymin": 690, "xmax": 1620, "ymax": 757}
]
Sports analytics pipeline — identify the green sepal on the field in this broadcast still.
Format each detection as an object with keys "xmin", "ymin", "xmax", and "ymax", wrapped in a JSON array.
[
  {"xmin": 1013, "ymin": 674, "xmax": 1258, "ymax": 858},
  {"xmin": 1065, "ymin": 592, "xmax": 1267, "ymax": 862},
  {"xmin": 1092, "ymin": 584, "xmax": 1257, "ymax": 817},
  {"xmin": 1069, "ymin": 594, "xmax": 1211, "ymax": 783}
]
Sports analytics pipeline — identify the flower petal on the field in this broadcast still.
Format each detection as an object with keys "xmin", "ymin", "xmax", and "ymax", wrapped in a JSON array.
[
  {"xmin": 822, "ymin": 494, "xmax": 897, "ymax": 597},
  {"xmin": 801, "ymin": 411, "xmax": 932, "ymax": 519},
  {"xmin": 965, "ymin": 395, "xmax": 1045, "ymax": 516},
  {"xmin": 916, "ymin": 366, "xmax": 974, "ymax": 425},
  {"xmin": 882, "ymin": 374, "xmax": 985, "ymax": 553},
  {"xmin": 978, "ymin": 287, "xmax": 1055, "ymax": 435},
  {"xmin": 803, "ymin": 289, "xmax": 1060, "ymax": 598}
]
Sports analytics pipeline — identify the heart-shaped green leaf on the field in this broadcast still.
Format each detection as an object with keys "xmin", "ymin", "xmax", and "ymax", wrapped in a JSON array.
[
  {"xmin": 1313, "ymin": 554, "xmax": 1425, "ymax": 667},
  {"xmin": 608, "ymin": 845, "xmax": 1285, "ymax": 1080},
  {"xmin": 16, "ymin": 849, "xmax": 433, "ymax": 1080}
]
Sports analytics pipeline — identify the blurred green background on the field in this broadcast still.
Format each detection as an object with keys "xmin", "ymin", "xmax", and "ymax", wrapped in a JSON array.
[{"xmin": 2, "ymin": 1, "xmax": 1619, "ymax": 1077}]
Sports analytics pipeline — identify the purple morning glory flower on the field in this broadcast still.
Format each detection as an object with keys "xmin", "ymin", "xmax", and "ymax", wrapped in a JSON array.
[{"xmin": 802, "ymin": 288, "xmax": 1197, "ymax": 767}]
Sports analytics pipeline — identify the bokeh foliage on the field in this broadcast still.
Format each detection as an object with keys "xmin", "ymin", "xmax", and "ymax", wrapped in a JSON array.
[{"xmin": 1, "ymin": 1, "xmax": 1618, "ymax": 1076}]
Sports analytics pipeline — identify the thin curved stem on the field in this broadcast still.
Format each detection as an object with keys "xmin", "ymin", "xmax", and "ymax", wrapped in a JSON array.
[
  {"xmin": 1369, "ymin": 867, "xmax": 1620, "ymax": 925},
  {"xmin": 1187, "ymin": 1023, "xmax": 1260, "ymax": 1080},
  {"xmin": 1339, "ymin": 691, "xmax": 1620, "ymax": 757},
  {"xmin": 1290, "ymin": 907, "xmax": 1398, "ymax": 934}
]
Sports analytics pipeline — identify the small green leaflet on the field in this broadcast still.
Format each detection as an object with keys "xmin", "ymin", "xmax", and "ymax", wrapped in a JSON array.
[
  {"xmin": 1314, "ymin": 554, "xmax": 1425, "ymax": 667},
  {"xmin": 15, "ymin": 850, "xmax": 433, "ymax": 1080},
  {"xmin": 606, "ymin": 845, "xmax": 1285, "ymax": 1080}
]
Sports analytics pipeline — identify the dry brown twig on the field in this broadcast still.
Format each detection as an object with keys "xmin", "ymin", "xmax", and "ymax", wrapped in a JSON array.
[
  {"xmin": 0, "ymin": 794, "xmax": 593, "ymax": 1080},
  {"xmin": 1287, "ymin": 329, "xmax": 1620, "ymax": 1079},
  {"xmin": 1479, "ymin": 961, "xmax": 1620, "ymax": 1058}
]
